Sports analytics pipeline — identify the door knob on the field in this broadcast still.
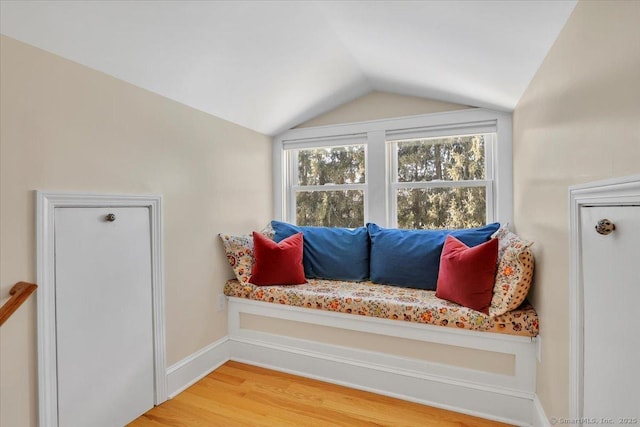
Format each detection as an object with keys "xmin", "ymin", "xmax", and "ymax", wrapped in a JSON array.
[
  {"xmin": 595, "ymin": 219, "xmax": 615, "ymax": 235},
  {"xmin": 105, "ymin": 213, "xmax": 116, "ymax": 222}
]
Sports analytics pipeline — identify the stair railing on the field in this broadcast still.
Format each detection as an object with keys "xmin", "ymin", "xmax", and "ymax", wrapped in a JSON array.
[{"xmin": 0, "ymin": 282, "xmax": 37, "ymax": 327}]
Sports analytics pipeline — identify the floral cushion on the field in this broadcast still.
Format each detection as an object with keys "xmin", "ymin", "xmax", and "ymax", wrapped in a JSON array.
[
  {"xmin": 224, "ymin": 278, "xmax": 539, "ymax": 337},
  {"xmin": 219, "ymin": 225, "xmax": 275, "ymax": 284},
  {"xmin": 489, "ymin": 225, "xmax": 535, "ymax": 317}
]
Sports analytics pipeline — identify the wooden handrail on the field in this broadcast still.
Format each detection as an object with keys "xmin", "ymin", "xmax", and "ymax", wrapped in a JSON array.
[{"xmin": 0, "ymin": 282, "xmax": 37, "ymax": 327}]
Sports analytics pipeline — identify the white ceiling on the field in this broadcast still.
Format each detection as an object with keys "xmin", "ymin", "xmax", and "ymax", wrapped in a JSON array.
[{"xmin": 0, "ymin": 0, "xmax": 577, "ymax": 136}]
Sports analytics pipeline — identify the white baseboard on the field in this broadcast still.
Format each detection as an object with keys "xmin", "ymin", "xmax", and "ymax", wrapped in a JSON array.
[
  {"xmin": 228, "ymin": 334, "xmax": 534, "ymax": 426},
  {"xmin": 166, "ymin": 336, "xmax": 230, "ymax": 398},
  {"xmin": 164, "ymin": 333, "xmax": 542, "ymax": 426},
  {"xmin": 532, "ymin": 395, "xmax": 551, "ymax": 427},
  {"xmin": 165, "ymin": 295, "xmax": 543, "ymax": 426}
]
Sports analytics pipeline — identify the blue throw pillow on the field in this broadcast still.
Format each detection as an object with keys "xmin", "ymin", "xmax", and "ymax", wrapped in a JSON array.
[
  {"xmin": 271, "ymin": 221, "xmax": 370, "ymax": 281},
  {"xmin": 367, "ymin": 222, "xmax": 500, "ymax": 290}
]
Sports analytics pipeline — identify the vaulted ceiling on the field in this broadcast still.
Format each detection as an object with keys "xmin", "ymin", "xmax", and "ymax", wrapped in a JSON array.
[{"xmin": 0, "ymin": 1, "xmax": 577, "ymax": 135}]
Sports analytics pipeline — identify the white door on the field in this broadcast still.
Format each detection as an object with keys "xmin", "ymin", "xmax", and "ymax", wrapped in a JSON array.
[
  {"xmin": 55, "ymin": 207, "xmax": 154, "ymax": 427},
  {"xmin": 581, "ymin": 205, "xmax": 640, "ymax": 421}
]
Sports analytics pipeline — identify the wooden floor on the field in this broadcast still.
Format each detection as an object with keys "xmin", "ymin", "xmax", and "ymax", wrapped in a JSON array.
[{"xmin": 129, "ymin": 361, "xmax": 512, "ymax": 427}]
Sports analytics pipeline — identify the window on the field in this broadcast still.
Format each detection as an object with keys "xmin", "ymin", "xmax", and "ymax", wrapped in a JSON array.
[
  {"xmin": 275, "ymin": 109, "xmax": 512, "ymax": 230},
  {"xmin": 293, "ymin": 144, "xmax": 366, "ymax": 227},
  {"xmin": 390, "ymin": 134, "xmax": 494, "ymax": 229}
]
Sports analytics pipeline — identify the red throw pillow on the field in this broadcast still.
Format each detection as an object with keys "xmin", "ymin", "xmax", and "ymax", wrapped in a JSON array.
[
  {"xmin": 435, "ymin": 235, "xmax": 498, "ymax": 314},
  {"xmin": 249, "ymin": 231, "xmax": 306, "ymax": 286}
]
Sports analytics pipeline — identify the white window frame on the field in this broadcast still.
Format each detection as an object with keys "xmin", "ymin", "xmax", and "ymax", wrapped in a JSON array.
[
  {"xmin": 273, "ymin": 108, "xmax": 512, "ymax": 228},
  {"xmin": 387, "ymin": 133, "xmax": 495, "ymax": 228},
  {"xmin": 287, "ymin": 138, "xmax": 368, "ymax": 225}
]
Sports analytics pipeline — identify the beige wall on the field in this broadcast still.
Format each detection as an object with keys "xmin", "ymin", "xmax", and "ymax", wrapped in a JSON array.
[
  {"xmin": 7, "ymin": 1, "xmax": 637, "ymax": 420},
  {"xmin": 513, "ymin": 0, "xmax": 640, "ymax": 419},
  {"xmin": 0, "ymin": 36, "xmax": 273, "ymax": 427},
  {"xmin": 297, "ymin": 91, "xmax": 471, "ymax": 127}
]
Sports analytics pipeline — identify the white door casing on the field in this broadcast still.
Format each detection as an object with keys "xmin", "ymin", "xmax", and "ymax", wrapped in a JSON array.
[
  {"xmin": 569, "ymin": 175, "xmax": 640, "ymax": 422},
  {"xmin": 36, "ymin": 192, "xmax": 167, "ymax": 427}
]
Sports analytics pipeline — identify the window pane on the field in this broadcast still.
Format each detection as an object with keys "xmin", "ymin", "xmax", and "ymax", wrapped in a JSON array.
[
  {"xmin": 396, "ymin": 187, "xmax": 486, "ymax": 229},
  {"xmin": 297, "ymin": 145, "xmax": 365, "ymax": 185},
  {"xmin": 396, "ymin": 135, "xmax": 486, "ymax": 183},
  {"xmin": 296, "ymin": 190, "xmax": 364, "ymax": 228}
]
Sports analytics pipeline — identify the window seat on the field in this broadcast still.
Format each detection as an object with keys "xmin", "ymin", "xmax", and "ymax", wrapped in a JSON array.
[
  {"xmin": 225, "ymin": 278, "xmax": 539, "ymax": 425},
  {"xmin": 221, "ymin": 222, "xmax": 540, "ymax": 425},
  {"xmin": 224, "ymin": 278, "xmax": 538, "ymax": 338}
]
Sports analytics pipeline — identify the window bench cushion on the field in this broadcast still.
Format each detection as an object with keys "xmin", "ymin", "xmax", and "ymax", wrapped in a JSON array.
[{"xmin": 224, "ymin": 278, "xmax": 539, "ymax": 338}]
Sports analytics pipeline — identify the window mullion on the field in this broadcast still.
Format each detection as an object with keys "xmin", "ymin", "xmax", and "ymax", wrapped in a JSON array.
[
  {"xmin": 366, "ymin": 130, "xmax": 386, "ymax": 226},
  {"xmin": 288, "ymin": 150, "xmax": 299, "ymax": 223},
  {"xmin": 389, "ymin": 140, "xmax": 399, "ymax": 228},
  {"xmin": 484, "ymin": 134, "xmax": 495, "ymax": 225}
]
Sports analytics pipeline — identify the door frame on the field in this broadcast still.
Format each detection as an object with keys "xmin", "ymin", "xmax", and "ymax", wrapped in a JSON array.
[
  {"xmin": 36, "ymin": 191, "xmax": 167, "ymax": 427},
  {"xmin": 568, "ymin": 175, "xmax": 640, "ymax": 420}
]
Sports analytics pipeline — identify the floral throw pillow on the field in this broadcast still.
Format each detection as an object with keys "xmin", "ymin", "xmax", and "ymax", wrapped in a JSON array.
[
  {"xmin": 489, "ymin": 225, "xmax": 535, "ymax": 317},
  {"xmin": 491, "ymin": 223, "xmax": 533, "ymax": 260},
  {"xmin": 218, "ymin": 225, "xmax": 274, "ymax": 284},
  {"xmin": 261, "ymin": 222, "xmax": 275, "ymax": 240}
]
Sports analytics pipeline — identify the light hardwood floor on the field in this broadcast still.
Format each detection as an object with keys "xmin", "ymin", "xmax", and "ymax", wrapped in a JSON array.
[{"xmin": 129, "ymin": 361, "xmax": 513, "ymax": 426}]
